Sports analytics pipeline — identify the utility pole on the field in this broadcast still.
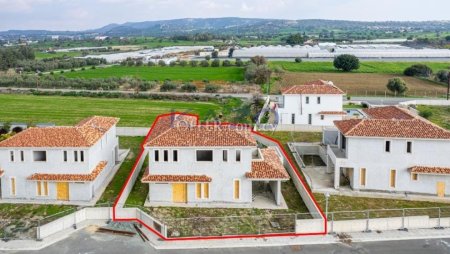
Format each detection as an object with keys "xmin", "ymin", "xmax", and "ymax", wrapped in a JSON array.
[{"xmin": 447, "ymin": 72, "xmax": 450, "ymax": 100}]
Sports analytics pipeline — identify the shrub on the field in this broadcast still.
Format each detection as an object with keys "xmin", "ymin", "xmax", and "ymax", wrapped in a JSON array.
[
  {"xmin": 200, "ymin": 60, "xmax": 209, "ymax": 67},
  {"xmin": 245, "ymin": 63, "xmax": 272, "ymax": 84},
  {"xmin": 235, "ymin": 58, "xmax": 244, "ymax": 67},
  {"xmin": 70, "ymin": 68, "xmax": 75, "ymax": 72},
  {"xmin": 38, "ymin": 72, "xmax": 43, "ymax": 76},
  {"xmin": 158, "ymin": 60, "xmax": 166, "ymax": 67},
  {"xmin": 403, "ymin": 64, "xmax": 433, "ymax": 77},
  {"xmin": 169, "ymin": 61, "xmax": 177, "ymax": 67},
  {"xmin": 60, "ymin": 70, "xmax": 64, "ymax": 74},
  {"xmin": 181, "ymin": 83, "xmax": 197, "ymax": 92},
  {"xmin": 295, "ymin": 57, "xmax": 302, "ymax": 63},
  {"xmin": 435, "ymin": 70, "xmax": 449, "ymax": 83},
  {"xmin": 135, "ymin": 60, "xmax": 143, "ymax": 66},
  {"xmin": 386, "ymin": 77, "xmax": 408, "ymax": 95},
  {"xmin": 250, "ymin": 56, "xmax": 267, "ymax": 66},
  {"xmin": 204, "ymin": 84, "xmax": 219, "ymax": 93},
  {"xmin": 333, "ymin": 54, "xmax": 360, "ymax": 72},
  {"xmin": 419, "ymin": 109, "xmax": 433, "ymax": 119},
  {"xmin": 147, "ymin": 61, "xmax": 156, "ymax": 66},
  {"xmin": 91, "ymin": 66, "xmax": 96, "ymax": 69},
  {"xmin": 211, "ymin": 51, "xmax": 219, "ymax": 58},
  {"xmin": 50, "ymin": 71, "xmax": 54, "ymax": 75},
  {"xmin": 211, "ymin": 59, "xmax": 220, "ymax": 67},
  {"xmin": 222, "ymin": 60, "xmax": 232, "ymax": 67},
  {"xmin": 205, "ymin": 55, "xmax": 211, "ymax": 61},
  {"xmin": 179, "ymin": 60, "xmax": 188, "ymax": 67},
  {"xmin": 81, "ymin": 67, "xmax": 86, "ymax": 71},
  {"xmin": 190, "ymin": 60, "xmax": 198, "ymax": 67},
  {"xmin": 160, "ymin": 81, "xmax": 177, "ymax": 91}
]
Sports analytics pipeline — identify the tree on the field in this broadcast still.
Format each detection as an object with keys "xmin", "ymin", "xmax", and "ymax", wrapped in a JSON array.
[
  {"xmin": 286, "ymin": 33, "xmax": 306, "ymax": 45},
  {"xmin": 205, "ymin": 55, "xmax": 211, "ymax": 61},
  {"xmin": 435, "ymin": 70, "xmax": 449, "ymax": 83},
  {"xmin": 158, "ymin": 60, "xmax": 166, "ymax": 67},
  {"xmin": 245, "ymin": 63, "xmax": 272, "ymax": 84},
  {"xmin": 190, "ymin": 60, "xmax": 198, "ymax": 67},
  {"xmin": 200, "ymin": 60, "xmax": 209, "ymax": 67},
  {"xmin": 404, "ymin": 64, "xmax": 433, "ymax": 77},
  {"xmin": 135, "ymin": 60, "xmax": 143, "ymax": 66},
  {"xmin": 181, "ymin": 83, "xmax": 197, "ymax": 92},
  {"xmin": 333, "ymin": 54, "xmax": 360, "ymax": 72},
  {"xmin": 160, "ymin": 81, "xmax": 177, "ymax": 91},
  {"xmin": 386, "ymin": 78, "xmax": 408, "ymax": 95},
  {"xmin": 147, "ymin": 61, "xmax": 156, "ymax": 66},
  {"xmin": 211, "ymin": 59, "xmax": 220, "ymax": 67},
  {"xmin": 204, "ymin": 84, "xmax": 219, "ymax": 93},
  {"xmin": 228, "ymin": 48, "xmax": 235, "ymax": 58},
  {"xmin": 295, "ymin": 57, "xmax": 302, "ymax": 63},
  {"xmin": 211, "ymin": 51, "xmax": 219, "ymax": 58},
  {"xmin": 222, "ymin": 60, "xmax": 232, "ymax": 67},
  {"xmin": 250, "ymin": 55, "xmax": 267, "ymax": 66},
  {"xmin": 446, "ymin": 35, "xmax": 450, "ymax": 42},
  {"xmin": 179, "ymin": 60, "xmax": 188, "ymax": 67},
  {"xmin": 235, "ymin": 58, "xmax": 244, "ymax": 67},
  {"xmin": 169, "ymin": 61, "xmax": 177, "ymax": 67}
]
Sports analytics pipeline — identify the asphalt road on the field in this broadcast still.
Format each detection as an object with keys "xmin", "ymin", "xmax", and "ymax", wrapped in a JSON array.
[{"xmin": 6, "ymin": 227, "xmax": 450, "ymax": 254}]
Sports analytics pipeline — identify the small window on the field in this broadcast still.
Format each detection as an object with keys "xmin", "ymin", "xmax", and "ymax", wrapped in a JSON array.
[
  {"xmin": 10, "ymin": 151, "xmax": 14, "ymax": 162},
  {"xmin": 20, "ymin": 151, "xmax": 24, "ymax": 162},
  {"xmin": 360, "ymin": 168, "xmax": 366, "ymax": 186},
  {"xmin": 196, "ymin": 183, "xmax": 202, "ymax": 199},
  {"xmin": 203, "ymin": 183, "xmax": 209, "ymax": 199},
  {"xmin": 390, "ymin": 169, "xmax": 396, "ymax": 188},
  {"xmin": 317, "ymin": 97, "xmax": 321, "ymax": 104},
  {"xmin": 74, "ymin": 151, "xmax": 78, "ymax": 162},
  {"xmin": 196, "ymin": 183, "xmax": 210, "ymax": 199},
  {"xmin": 321, "ymin": 115, "xmax": 324, "ymax": 120},
  {"xmin": 63, "ymin": 151, "xmax": 68, "ymax": 162},
  {"xmin": 33, "ymin": 151, "xmax": 47, "ymax": 162},
  {"xmin": 37, "ymin": 181, "xmax": 42, "ymax": 196},
  {"xmin": 223, "ymin": 150, "xmax": 228, "ymax": 162},
  {"xmin": 305, "ymin": 96, "xmax": 310, "ymax": 104},
  {"xmin": 196, "ymin": 150, "xmax": 213, "ymax": 162},
  {"xmin": 234, "ymin": 180, "xmax": 240, "ymax": 200},
  {"xmin": 36, "ymin": 181, "xmax": 49, "ymax": 196},
  {"xmin": 291, "ymin": 114, "xmax": 295, "ymax": 124},
  {"xmin": 163, "ymin": 150, "xmax": 169, "ymax": 162},
  {"xmin": 10, "ymin": 178, "xmax": 16, "ymax": 196},
  {"xmin": 385, "ymin": 141, "xmax": 391, "ymax": 152},
  {"xmin": 236, "ymin": 150, "xmax": 241, "ymax": 162},
  {"xmin": 173, "ymin": 150, "xmax": 178, "ymax": 162},
  {"xmin": 406, "ymin": 141, "xmax": 412, "ymax": 153},
  {"xmin": 80, "ymin": 151, "xmax": 84, "ymax": 162},
  {"xmin": 154, "ymin": 150, "xmax": 159, "ymax": 162},
  {"xmin": 411, "ymin": 173, "xmax": 418, "ymax": 181}
]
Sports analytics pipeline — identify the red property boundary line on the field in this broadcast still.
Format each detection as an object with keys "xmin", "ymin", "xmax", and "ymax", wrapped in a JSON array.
[{"xmin": 112, "ymin": 112, "xmax": 327, "ymax": 241}]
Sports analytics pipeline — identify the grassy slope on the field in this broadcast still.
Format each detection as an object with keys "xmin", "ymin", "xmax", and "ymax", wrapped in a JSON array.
[
  {"xmin": 417, "ymin": 105, "xmax": 450, "ymax": 130},
  {"xmin": 271, "ymin": 61, "xmax": 450, "ymax": 74},
  {"xmin": 0, "ymin": 94, "xmax": 220, "ymax": 127},
  {"xmin": 63, "ymin": 66, "xmax": 245, "ymax": 81}
]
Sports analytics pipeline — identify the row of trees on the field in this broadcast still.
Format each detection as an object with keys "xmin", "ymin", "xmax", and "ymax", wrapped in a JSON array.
[
  {"xmin": 403, "ymin": 64, "xmax": 449, "ymax": 84},
  {"xmin": 16, "ymin": 58, "xmax": 106, "ymax": 72},
  {"xmin": 120, "ymin": 58, "xmax": 245, "ymax": 67},
  {"xmin": 0, "ymin": 46, "xmax": 35, "ymax": 70}
]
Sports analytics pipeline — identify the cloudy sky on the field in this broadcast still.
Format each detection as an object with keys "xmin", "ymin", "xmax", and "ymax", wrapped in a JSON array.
[{"xmin": 0, "ymin": 0, "xmax": 449, "ymax": 31}]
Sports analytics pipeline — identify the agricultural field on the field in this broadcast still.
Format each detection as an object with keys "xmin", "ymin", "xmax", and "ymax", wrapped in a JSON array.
[
  {"xmin": 275, "ymin": 72, "xmax": 448, "ymax": 97},
  {"xmin": 63, "ymin": 65, "xmax": 245, "ymax": 81},
  {"xmin": 34, "ymin": 51, "xmax": 83, "ymax": 59},
  {"xmin": 270, "ymin": 61, "xmax": 450, "ymax": 74},
  {"xmin": 0, "ymin": 94, "xmax": 221, "ymax": 126}
]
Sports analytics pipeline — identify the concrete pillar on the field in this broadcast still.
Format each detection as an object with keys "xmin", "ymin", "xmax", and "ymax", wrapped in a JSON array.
[
  {"xmin": 334, "ymin": 164, "xmax": 340, "ymax": 189},
  {"xmin": 276, "ymin": 181, "xmax": 281, "ymax": 206}
]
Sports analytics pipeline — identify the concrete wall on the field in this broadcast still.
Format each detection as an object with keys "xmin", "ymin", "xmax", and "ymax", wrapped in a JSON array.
[
  {"xmin": 115, "ymin": 152, "xmax": 147, "ymax": 207},
  {"xmin": 117, "ymin": 127, "xmax": 150, "ymax": 136},
  {"xmin": 400, "ymin": 100, "xmax": 450, "ymax": 106}
]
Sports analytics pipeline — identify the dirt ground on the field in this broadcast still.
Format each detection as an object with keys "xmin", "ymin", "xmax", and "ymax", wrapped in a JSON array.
[{"xmin": 275, "ymin": 72, "xmax": 448, "ymax": 97}]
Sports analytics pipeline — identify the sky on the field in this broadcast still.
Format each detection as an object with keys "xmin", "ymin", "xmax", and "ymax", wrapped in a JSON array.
[{"xmin": 0, "ymin": 0, "xmax": 449, "ymax": 31}]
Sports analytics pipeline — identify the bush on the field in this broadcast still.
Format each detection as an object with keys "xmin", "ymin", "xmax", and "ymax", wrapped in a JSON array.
[
  {"xmin": 181, "ymin": 83, "xmax": 197, "ymax": 92},
  {"xmin": 333, "ymin": 54, "xmax": 360, "ymax": 72},
  {"xmin": 205, "ymin": 55, "xmax": 211, "ymax": 61},
  {"xmin": 386, "ymin": 77, "xmax": 408, "ymax": 95},
  {"xmin": 169, "ymin": 61, "xmax": 177, "ymax": 67},
  {"xmin": 81, "ymin": 67, "xmax": 86, "ymax": 71},
  {"xmin": 204, "ymin": 84, "xmax": 219, "ymax": 93},
  {"xmin": 403, "ymin": 64, "xmax": 433, "ymax": 77},
  {"xmin": 147, "ymin": 61, "xmax": 156, "ymax": 67},
  {"xmin": 158, "ymin": 60, "xmax": 166, "ymax": 67},
  {"xmin": 235, "ymin": 58, "xmax": 244, "ymax": 67},
  {"xmin": 211, "ymin": 51, "xmax": 219, "ymax": 58},
  {"xmin": 160, "ymin": 81, "xmax": 177, "ymax": 92},
  {"xmin": 50, "ymin": 71, "xmax": 54, "ymax": 75},
  {"xmin": 190, "ymin": 60, "xmax": 198, "ymax": 67},
  {"xmin": 245, "ymin": 63, "xmax": 272, "ymax": 84},
  {"xmin": 211, "ymin": 59, "xmax": 220, "ymax": 67},
  {"xmin": 38, "ymin": 72, "xmax": 43, "ymax": 76},
  {"xmin": 200, "ymin": 60, "xmax": 209, "ymax": 67},
  {"xmin": 135, "ymin": 60, "xmax": 143, "ymax": 66},
  {"xmin": 222, "ymin": 60, "xmax": 232, "ymax": 67},
  {"xmin": 179, "ymin": 60, "xmax": 188, "ymax": 67},
  {"xmin": 91, "ymin": 66, "xmax": 96, "ymax": 69},
  {"xmin": 419, "ymin": 109, "xmax": 433, "ymax": 119},
  {"xmin": 250, "ymin": 56, "xmax": 267, "ymax": 66},
  {"xmin": 70, "ymin": 68, "xmax": 75, "ymax": 72},
  {"xmin": 60, "ymin": 70, "xmax": 64, "ymax": 74},
  {"xmin": 435, "ymin": 70, "xmax": 449, "ymax": 83},
  {"xmin": 295, "ymin": 57, "xmax": 302, "ymax": 63}
]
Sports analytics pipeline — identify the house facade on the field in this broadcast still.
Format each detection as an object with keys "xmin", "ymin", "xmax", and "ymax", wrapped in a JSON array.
[
  {"xmin": 326, "ymin": 106, "xmax": 450, "ymax": 197},
  {"xmin": 276, "ymin": 80, "xmax": 346, "ymax": 127},
  {"xmin": 0, "ymin": 116, "xmax": 119, "ymax": 203},
  {"xmin": 142, "ymin": 113, "xmax": 290, "ymax": 207}
]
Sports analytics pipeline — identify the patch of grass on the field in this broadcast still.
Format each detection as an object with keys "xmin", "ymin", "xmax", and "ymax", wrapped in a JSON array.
[
  {"xmin": 271, "ymin": 61, "xmax": 450, "ymax": 74},
  {"xmin": 62, "ymin": 65, "xmax": 245, "ymax": 81},
  {"xmin": 0, "ymin": 204, "xmax": 73, "ymax": 220},
  {"xmin": 34, "ymin": 51, "xmax": 82, "ymax": 59},
  {"xmin": 97, "ymin": 137, "xmax": 144, "ymax": 204},
  {"xmin": 0, "ymin": 94, "xmax": 221, "ymax": 127},
  {"xmin": 344, "ymin": 104, "xmax": 364, "ymax": 109},
  {"xmin": 417, "ymin": 105, "xmax": 450, "ymax": 130},
  {"xmin": 125, "ymin": 155, "xmax": 149, "ymax": 206}
]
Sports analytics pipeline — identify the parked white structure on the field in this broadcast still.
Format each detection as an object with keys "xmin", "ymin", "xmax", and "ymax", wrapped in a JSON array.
[
  {"xmin": 325, "ymin": 106, "xmax": 450, "ymax": 197},
  {"xmin": 0, "ymin": 116, "xmax": 120, "ymax": 203},
  {"xmin": 276, "ymin": 80, "xmax": 346, "ymax": 127},
  {"xmin": 142, "ymin": 113, "xmax": 290, "ymax": 208}
]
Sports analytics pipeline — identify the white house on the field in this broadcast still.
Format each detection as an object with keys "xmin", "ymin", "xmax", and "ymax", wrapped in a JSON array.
[
  {"xmin": 325, "ymin": 106, "xmax": 450, "ymax": 197},
  {"xmin": 276, "ymin": 80, "xmax": 346, "ymax": 127},
  {"xmin": 141, "ymin": 113, "xmax": 290, "ymax": 208},
  {"xmin": 0, "ymin": 116, "xmax": 120, "ymax": 203}
]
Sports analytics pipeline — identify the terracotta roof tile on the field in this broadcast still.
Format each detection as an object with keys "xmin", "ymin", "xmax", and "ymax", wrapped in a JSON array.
[
  {"xmin": 410, "ymin": 166, "xmax": 450, "ymax": 175},
  {"xmin": 281, "ymin": 80, "xmax": 345, "ymax": 95},
  {"xmin": 318, "ymin": 111, "xmax": 347, "ymax": 115},
  {"xmin": 148, "ymin": 114, "xmax": 198, "ymax": 142},
  {"xmin": 27, "ymin": 161, "xmax": 108, "ymax": 182},
  {"xmin": 334, "ymin": 118, "xmax": 450, "ymax": 139},
  {"xmin": 246, "ymin": 148, "xmax": 290, "ymax": 180},
  {"xmin": 363, "ymin": 106, "xmax": 415, "ymax": 120},
  {"xmin": 0, "ymin": 116, "xmax": 119, "ymax": 147},
  {"xmin": 141, "ymin": 174, "xmax": 211, "ymax": 183}
]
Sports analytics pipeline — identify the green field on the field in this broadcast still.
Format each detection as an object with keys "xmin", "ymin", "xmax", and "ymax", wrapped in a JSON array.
[
  {"xmin": 0, "ymin": 94, "xmax": 220, "ymax": 126},
  {"xmin": 62, "ymin": 65, "xmax": 245, "ymax": 81},
  {"xmin": 417, "ymin": 105, "xmax": 450, "ymax": 130},
  {"xmin": 270, "ymin": 61, "xmax": 450, "ymax": 74},
  {"xmin": 35, "ymin": 51, "xmax": 83, "ymax": 59}
]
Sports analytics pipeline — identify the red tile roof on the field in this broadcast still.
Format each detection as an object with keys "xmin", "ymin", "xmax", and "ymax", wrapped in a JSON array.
[
  {"xmin": 27, "ymin": 161, "xmax": 108, "ymax": 182},
  {"xmin": 246, "ymin": 148, "xmax": 290, "ymax": 180},
  {"xmin": 141, "ymin": 174, "xmax": 211, "ymax": 183},
  {"xmin": 334, "ymin": 118, "xmax": 450, "ymax": 139},
  {"xmin": 410, "ymin": 166, "xmax": 450, "ymax": 175},
  {"xmin": 363, "ymin": 106, "xmax": 415, "ymax": 120},
  {"xmin": 146, "ymin": 125, "xmax": 256, "ymax": 147},
  {"xmin": 148, "ymin": 114, "xmax": 198, "ymax": 142},
  {"xmin": 0, "ymin": 116, "xmax": 119, "ymax": 148},
  {"xmin": 318, "ymin": 111, "xmax": 347, "ymax": 115},
  {"xmin": 281, "ymin": 80, "xmax": 345, "ymax": 95}
]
